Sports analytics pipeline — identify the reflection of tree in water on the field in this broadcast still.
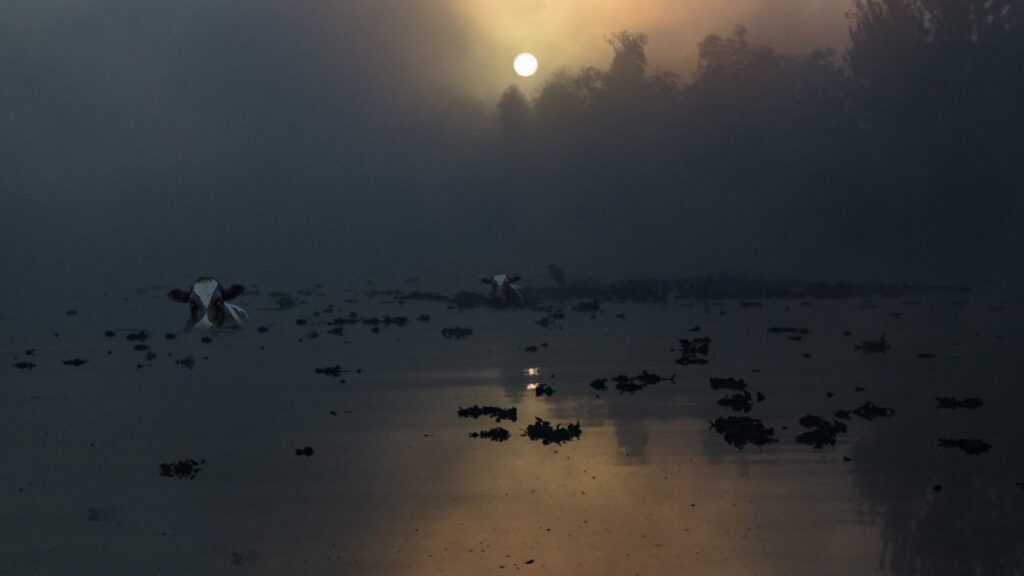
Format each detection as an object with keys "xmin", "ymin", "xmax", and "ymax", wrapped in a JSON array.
[
  {"xmin": 851, "ymin": 424, "xmax": 1024, "ymax": 575},
  {"xmin": 612, "ymin": 418, "xmax": 649, "ymax": 465},
  {"xmin": 545, "ymin": 388, "xmax": 653, "ymax": 465}
]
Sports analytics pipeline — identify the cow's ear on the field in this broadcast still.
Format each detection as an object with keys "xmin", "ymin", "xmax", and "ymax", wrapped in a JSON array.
[
  {"xmin": 168, "ymin": 289, "xmax": 191, "ymax": 303},
  {"xmin": 508, "ymin": 276, "xmax": 521, "ymax": 283},
  {"xmin": 222, "ymin": 284, "xmax": 245, "ymax": 300},
  {"xmin": 480, "ymin": 277, "xmax": 493, "ymax": 284}
]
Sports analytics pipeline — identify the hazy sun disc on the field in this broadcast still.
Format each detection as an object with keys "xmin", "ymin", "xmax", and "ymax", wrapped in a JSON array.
[{"xmin": 513, "ymin": 52, "xmax": 538, "ymax": 77}]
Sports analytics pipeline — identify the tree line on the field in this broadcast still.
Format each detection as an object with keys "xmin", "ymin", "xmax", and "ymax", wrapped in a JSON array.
[{"xmin": 489, "ymin": 0, "xmax": 1024, "ymax": 279}]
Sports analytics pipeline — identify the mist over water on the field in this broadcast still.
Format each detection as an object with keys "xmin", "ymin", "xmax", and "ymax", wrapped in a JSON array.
[
  {"xmin": 3, "ymin": 0, "xmax": 1022, "ymax": 299},
  {"xmin": 3, "ymin": 3, "xmax": 1024, "ymax": 574}
]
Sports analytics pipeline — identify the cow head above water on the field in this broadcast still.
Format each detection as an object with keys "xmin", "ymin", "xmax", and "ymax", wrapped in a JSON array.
[
  {"xmin": 480, "ymin": 274, "xmax": 524, "ymax": 307},
  {"xmin": 168, "ymin": 277, "xmax": 247, "ymax": 329}
]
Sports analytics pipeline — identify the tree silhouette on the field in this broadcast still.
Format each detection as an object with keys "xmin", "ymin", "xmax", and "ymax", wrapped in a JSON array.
[{"xmin": 497, "ymin": 85, "xmax": 530, "ymax": 136}]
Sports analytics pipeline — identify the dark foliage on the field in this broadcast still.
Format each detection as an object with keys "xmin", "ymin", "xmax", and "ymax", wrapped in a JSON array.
[
  {"xmin": 709, "ymin": 416, "xmax": 778, "ymax": 449},
  {"xmin": 523, "ymin": 418, "xmax": 582, "ymax": 445},
  {"xmin": 457, "ymin": 405, "xmax": 518, "ymax": 423}
]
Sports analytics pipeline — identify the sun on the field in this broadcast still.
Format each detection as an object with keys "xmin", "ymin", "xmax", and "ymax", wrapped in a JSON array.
[{"xmin": 513, "ymin": 52, "xmax": 538, "ymax": 77}]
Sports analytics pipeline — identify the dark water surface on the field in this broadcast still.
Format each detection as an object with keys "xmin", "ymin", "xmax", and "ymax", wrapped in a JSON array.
[{"xmin": 3, "ymin": 288, "xmax": 1023, "ymax": 575}]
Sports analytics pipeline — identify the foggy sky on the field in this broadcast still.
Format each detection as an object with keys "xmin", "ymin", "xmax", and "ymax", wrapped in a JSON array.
[
  {"xmin": 1, "ymin": 1, "xmax": 1016, "ymax": 304},
  {"xmin": 450, "ymin": 0, "xmax": 850, "ymax": 99}
]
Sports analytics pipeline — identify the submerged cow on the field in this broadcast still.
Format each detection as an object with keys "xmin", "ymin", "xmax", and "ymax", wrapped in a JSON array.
[
  {"xmin": 168, "ymin": 277, "xmax": 247, "ymax": 330},
  {"xmin": 481, "ymin": 274, "xmax": 525, "ymax": 307}
]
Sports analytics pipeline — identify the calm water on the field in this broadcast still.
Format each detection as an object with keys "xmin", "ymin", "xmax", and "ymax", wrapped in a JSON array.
[{"xmin": 3, "ymin": 287, "xmax": 1023, "ymax": 575}]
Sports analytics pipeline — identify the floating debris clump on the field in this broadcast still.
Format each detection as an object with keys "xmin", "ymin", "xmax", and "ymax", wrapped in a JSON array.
[
  {"xmin": 768, "ymin": 326, "xmax": 809, "ymax": 335},
  {"xmin": 523, "ymin": 418, "xmax": 582, "ymax": 445},
  {"xmin": 795, "ymin": 415, "xmax": 848, "ymax": 449},
  {"xmin": 86, "ymin": 506, "xmax": 119, "ymax": 523},
  {"xmin": 718, "ymin": 391, "xmax": 754, "ymax": 413},
  {"xmin": 936, "ymin": 397, "xmax": 983, "ymax": 410},
  {"xmin": 852, "ymin": 401, "xmax": 895, "ymax": 420},
  {"xmin": 709, "ymin": 416, "xmax": 777, "ymax": 449},
  {"xmin": 159, "ymin": 459, "xmax": 204, "ymax": 479},
  {"xmin": 710, "ymin": 377, "xmax": 747, "ymax": 391},
  {"xmin": 938, "ymin": 438, "xmax": 991, "ymax": 455},
  {"xmin": 457, "ymin": 405, "xmax": 517, "ymax": 422},
  {"xmin": 855, "ymin": 335, "xmax": 890, "ymax": 353},
  {"xmin": 314, "ymin": 365, "xmax": 350, "ymax": 378},
  {"xmin": 572, "ymin": 298, "xmax": 602, "ymax": 318},
  {"xmin": 533, "ymin": 383, "xmax": 554, "ymax": 397},
  {"xmin": 63, "ymin": 358, "xmax": 88, "ymax": 367},
  {"xmin": 441, "ymin": 327, "xmax": 473, "ymax": 339},
  {"xmin": 469, "ymin": 428, "xmax": 510, "ymax": 442},
  {"xmin": 676, "ymin": 337, "xmax": 711, "ymax": 365},
  {"xmin": 603, "ymin": 371, "xmax": 675, "ymax": 394},
  {"xmin": 295, "ymin": 446, "xmax": 315, "ymax": 457}
]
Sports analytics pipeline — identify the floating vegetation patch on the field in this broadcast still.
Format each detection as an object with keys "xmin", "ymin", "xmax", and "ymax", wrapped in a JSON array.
[
  {"xmin": 535, "ymin": 310, "xmax": 565, "ymax": 329},
  {"xmin": 613, "ymin": 376, "xmax": 644, "ymax": 394},
  {"xmin": 710, "ymin": 377, "xmax": 747, "ymax": 391},
  {"xmin": 361, "ymin": 315, "xmax": 408, "ymax": 328},
  {"xmin": 572, "ymin": 298, "xmax": 602, "ymax": 317},
  {"xmin": 315, "ymin": 365, "xmax": 350, "ymax": 378},
  {"xmin": 159, "ymin": 459, "xmax": 204, "ymax": 479},
  {"xmin": 604, "ymin": 371, "xmax": 675, "ymax": 394},
  {"xmin": 126, "ymin": 330, "xmax": 150, "ymax": 343},
  {"xmin": 855, "ymin": 335, "xmax": 890, "ymax": 353},
  {"xmin": 175, "ymin": 355, "xmax": 196, "ymax": 370},
  {"xmin": 457, "ymin": 405, "xmax": 517, "ymax": 423},
  {"xmin": 398, "ymin": 291, "xmax": 450, "ymax": 303},
  {"xmin": 676, "ymin": 337, "xmax": 711, "ymax": 365},
  {"xmin": 266, "ymin": 293, "xmax": 299, "ymax": 310},
  {"xmin": 718, "ymin": 391, "xmax": 753, "ymax": 413},
  {"xmin": 523, "ymin": 418, "xmax": 582, "ymax": 445},
  {"xmin": 938, "ymin": 438, "xmax": 991, "ymax": 455},
  {"xmin": 533, "ymin": 383, "xmax": 554, "ymax": 397},
  {"xmin": 469, "ymin": 428, "xmax": 510, "ymax": 442},
  {"xmin": 86, "ymin": 505, "xmax": 119, "ymax": 523},
  {"xmin": 12, "ymin": 362, "xmax": 36, "ymax": 370},
  {"xmin": 295, "ymin": 446, "xmax": 315, "ymax": 457},
  {"xmin": 768, "ymin": 326, "xmax": 809, "ymax": 335},
  {"xmin": 795, "ymin": 415, "xmax": 848, "ymax": 449},
  {"xmin": 63, "ymin": 358, "xmax": 88, "ymax": 367},
  {"xmin": 590, "ymin": 378, "xmax": 608, "ymax": 391},
  {"xmin": 441, "ymin": 327, "xmax": 473, "ymax": 339},
  {"xmin": 852, "ymin": 401, "xmax": 895, "ymax": 420},
  {"xmin": 632, "ymin": 370, "xmax": 674, "ymax": 386},
  {"xmin": 936, "ymin": 397, "xmax": 983, "ymax": 410},
  {"xmin": 709, "ymin": 416, "xmax": 777, "ymax": 449}
]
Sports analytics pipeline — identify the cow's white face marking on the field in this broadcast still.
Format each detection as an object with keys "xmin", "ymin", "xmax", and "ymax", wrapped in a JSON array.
[
  {"xmin": 169, "ymin": 277, "xmax": 246, "ymax": 330},
  {"xmin": 486, "ymin": 273, "xmax": 523, "ymax": 306},
  {"xmin": 191, "ymin": 278, "xmax": 219, "ymax": 308}
]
